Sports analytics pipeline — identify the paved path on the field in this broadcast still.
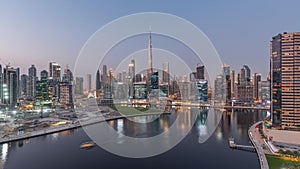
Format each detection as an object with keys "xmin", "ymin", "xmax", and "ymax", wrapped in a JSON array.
[{"xmin": 249, "ymin": 121, "xmax": 269, "ymax": 169}]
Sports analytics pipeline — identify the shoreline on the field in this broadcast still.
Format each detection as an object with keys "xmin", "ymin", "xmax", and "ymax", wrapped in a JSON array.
[{"xmin": 0, "ymin": 112, "xmax": 165, "ymax": 144}]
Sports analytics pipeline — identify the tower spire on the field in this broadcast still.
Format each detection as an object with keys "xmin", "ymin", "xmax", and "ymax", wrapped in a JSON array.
[{"xmin": 148, "ymin": 31, "xmax": 153, "ymax": 80}]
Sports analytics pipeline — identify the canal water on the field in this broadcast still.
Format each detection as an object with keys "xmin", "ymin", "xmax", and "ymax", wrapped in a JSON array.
[{"xmin": 1, "ymin": 109, "xmax": 266, "ymax": 169}]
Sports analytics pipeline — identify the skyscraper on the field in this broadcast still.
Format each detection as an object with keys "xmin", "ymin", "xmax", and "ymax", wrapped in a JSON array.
[
  {"xmin": 128, "ymin": 60, "xmax": 135, "ymax": 82},
  {"xmin": 87, "ymin": 74, "xmax": 92, "ymax": 91},
  {"xmin": 271, "ymin": 32, "xmax": 300, "ymax": 127},
  {"xmin": 150, "ymin": 71, "xmax": 159, "ymax": 90},
  {"xmin": 162, "ymin": 62, "xmax": 170, "ymax": 84},
  {"xmin": 28, "ymin": 65, "xmax": 37, "ymax": 98},
  {"xmin": 21, "ymin": 74, "xmax": 28, "ymax": 97},
  {"xmin": 36, "ymin": 75, "xmax": 50, "ymax": 103},
  {"xmin": 230, "ymin": 70, "xmax": 235, "ymax": 99},
  {"xmin": 243, "ymin": 65, "xmax": 251, "ymax": 83},
  {"xmin": 237, "ymin": 65, "xmax": 253, "ymax": 104},
  {"xmin": 196, "ymin": 65, "xmax": 205, "ymax": 80},
  {"xmin": 96, "ymin": 69, "xmax": 101, "ymax": 90},
  {"xmin": 214, "ymin": 74, "xmax": 225, "ymax": 102},
  {"xmin": 49, "ymin": 62, "xmax": 61, "ymax": 99},
  {"xmin": 49, "ymin": 62, "xmax": 61, "ymax": 81},
  {"xmin": 134, "ymin": 74, "xmax": 142, "ymax": 83},
  {"xmin": 253, "ymin": 73, "xmax": 262, "ymax": 102},
  {"xmin": 75, "ymin": 77, "xmax": 84, "ymax": 95},
  {"xmin": 223, "ymin": 64, "xmax": 231, "ymax": 104},
  {"xmin": 59, "ymin": 82, "xmax": 73, "ymax": 108},
  {"xmin": 128, "ymin": 60, "xmax": 135, "ymax": 98},
  {"xmin": 40, "ymin": 70, "xmax": 48, "ymax": 79},
  {"xmin": 148, "ymin": 32, "xmax": 153, "ymax": 81},
  {"xmin": 3, "ymin": 66, "xmax": 20, "ymax": 107},
  {"xmin": 101, "ymin": 65, "xmax": 108, "ymax": 86},
  {"xmin": 195, "ymin": 80, "xmax": 208, "ymax": 103},
  {"xmin": 62, "ymin": 66, "xmax": 73, "ymax": 84},
  {"xmin": 0, "ymin": 65, "xmax": 2, "ymax": 103}
]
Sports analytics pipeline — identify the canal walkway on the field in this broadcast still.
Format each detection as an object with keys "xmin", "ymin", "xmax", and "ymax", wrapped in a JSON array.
[
  {"xmin": 248, "ymin": 121, "xmax": 269, "ymax": 169},
  {"xmin": 0, "ymin": 112, "xmax": 164, "ymax": 144}
]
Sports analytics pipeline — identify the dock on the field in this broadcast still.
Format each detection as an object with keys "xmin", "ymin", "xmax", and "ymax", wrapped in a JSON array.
[{"xmin": 229, "ymin": 137, "xmax": 254, "ymax": 149}]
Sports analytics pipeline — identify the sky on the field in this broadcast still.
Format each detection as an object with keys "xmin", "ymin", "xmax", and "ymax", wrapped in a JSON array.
[{"xmin": 1, "ymin": 0, "xmax": 300, "ymax": 81}]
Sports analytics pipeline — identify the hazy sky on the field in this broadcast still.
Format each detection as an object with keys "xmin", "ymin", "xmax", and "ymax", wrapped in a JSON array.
[{"xmin": 1, "ymin": 0, "xmax": 300, "ymax": 80}]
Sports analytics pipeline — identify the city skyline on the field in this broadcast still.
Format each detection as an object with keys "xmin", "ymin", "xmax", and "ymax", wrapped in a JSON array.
[
  {"xmin": 1, "ymin": 2, "xmax": 300, "ymax": 169},
  {"xmin": 2, "ymin": 1, "xmax": 300, "ymax": 78}
]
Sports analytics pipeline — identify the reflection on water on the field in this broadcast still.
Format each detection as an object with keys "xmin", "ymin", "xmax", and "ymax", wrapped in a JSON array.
[
  {"xmin": 2, "ymin": 109, "xmax": 267, "ymax": 169},
  {"xmin": 1, "ymin": 144, "xmax": 8, "ymax": 161},
  {"xmin": 51, "ymin": 133, "xmax": 59, "ymax": 141},
  {"xmin": 106, "ymin": 107, "xmax": 223, "ymax": 145}
]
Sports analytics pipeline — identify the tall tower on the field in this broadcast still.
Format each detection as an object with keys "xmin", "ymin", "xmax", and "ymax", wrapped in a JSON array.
[
  {"xmin": 148, "ymin": 32, "xmax": 153, "ymax": 80},
  {"xmin": 3, "ymin": 67, "xmax": 20, "ymax": 107},
  {"xmin": 28, "ymin": 65, "xmax": 37, "ymax": 98},
  {"xmin": 162, "ymin": 62, "xmax": 169, "ymax": 84},
  {"xmin": 253, "ymin": 73, "xmax": 261, "ymax": 101},
  {"xmin": 62, "ymin": 66, "xmax": 73, "ymax": 84},
  {"xmin": 271, "ymin": 32, "xmax": 300, "ymax": 127},
  {"xmin": 96, "ymin": 69, "xmax": 101, "ymax": 90},
  {"xmin": 128, "ymin": 59, "xmax": 135, "ymax": 82},
  {"xmin": 87, "ymin": 74, "xmax": 92, "ymax": 91},
  {"xmin": 21, "ymin": 74, "xmax": 28, "ymax": 97},
  {"xmin": 75, "ymin": 77, "xmax": 84, "ymax": 95},
  {"xmin": 101, "ymin": 65, "xmax": 108, "ymax": 87},
  {"xmin": 49, "ymin": 62, "xmax": 61, "ymax": 81},
  {"xmin": 128, "ymin": 60, "xmax": 135, "ymax": 98},
  {"xmin": 196, "ymin": 65, "xmax": 205, "ymax": 80},
  {"xmin": 230, "ymin": 70, "xmax": 235, "ymax": 99}
]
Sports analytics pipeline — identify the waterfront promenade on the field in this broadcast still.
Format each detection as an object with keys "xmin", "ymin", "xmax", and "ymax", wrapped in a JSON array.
[
  {"xmin": 0, "ymin": 112, "xmax": 164, "ymax": 144},
  {"xmin": 248, "ymin": 121, "xmax": 270, "ymax": 169}
]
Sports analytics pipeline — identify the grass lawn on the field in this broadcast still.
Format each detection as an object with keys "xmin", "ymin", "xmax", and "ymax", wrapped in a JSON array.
[
  {"xmin": 110, "ymin": 105, "xmax": 163, "ymax": 116},
  {"xmin": 266, "ymin": 154, "xmax": 300, "ymax": 169}
]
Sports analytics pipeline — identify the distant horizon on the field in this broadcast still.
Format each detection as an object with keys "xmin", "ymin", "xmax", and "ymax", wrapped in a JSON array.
[{"xmin": 1, "ymin": 1, "xmax": 300, "ymax": 84}]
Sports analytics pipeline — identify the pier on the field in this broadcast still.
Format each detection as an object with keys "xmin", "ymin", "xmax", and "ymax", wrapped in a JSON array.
[{"xmin": 228, "ymin": 137, "xmax": 254, "ymax": 150}]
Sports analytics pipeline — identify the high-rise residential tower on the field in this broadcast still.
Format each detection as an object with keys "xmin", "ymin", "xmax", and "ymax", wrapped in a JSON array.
[
  {"xmin": 271, "ymin": 32, "xmax": 300, "ymax": 127},
  {"xmin": 237, "ymin": 65, "xmax": 253, "ymax": 103},
  {"xmin": 75, "ymin": 77, "xmax": 84, "ymax": 95},
  {"xmin": 3, "ymin": 66, "xmax": 20, "ymax": 107},
  {"xmin": 87, "ymin": 74, "xmax": 92, "ymax": 91},
  {"xmin": 49, "ymin": 62, "xmax": 61, "ymax": 81},
  {"xmin": 21, "ymin": 74, "xmax": 28, "ymax": 97},
  {"xmin": 253, "ymin": 73, "xmax": 262, "ymax": 102},
  {"xmin": 28, "ymin": 65, "xmax": 37, "ymax": 98}
]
